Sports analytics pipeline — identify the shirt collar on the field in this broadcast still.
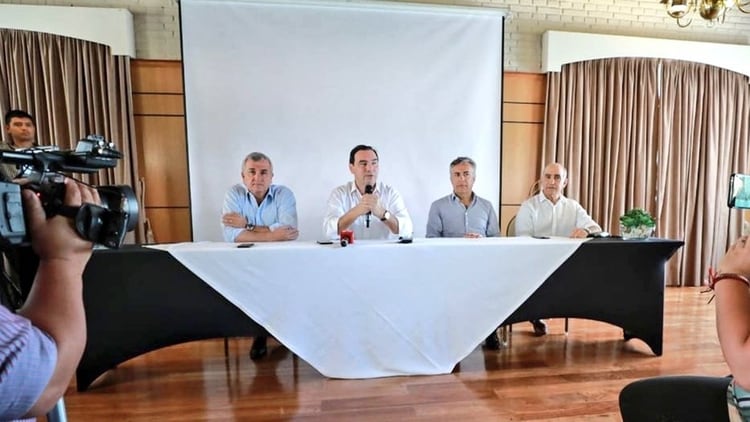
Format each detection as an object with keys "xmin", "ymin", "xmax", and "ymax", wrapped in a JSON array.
[
  {"xmin": 537, "ymin": 191, "xmax": 566, "ymax": 205},
  {"xmin": 450, "ymin": 192, "xmax": 476, "ymax": 205},
  {"xmin": 246, "ymin": 185, "xmax": 276, "ymax": 202},
  {"xmin": 350, "ymin": 181, "xmax": 379, "ymax": 196}
]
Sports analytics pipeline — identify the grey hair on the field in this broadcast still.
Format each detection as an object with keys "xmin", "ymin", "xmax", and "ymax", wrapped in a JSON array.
[
  {"xmin": 449, "ymin": 156, "xmax": 476, "ymax": 171},
  {"xmin": 242, "ymin": 152, "xmax": 273, "ymax": 171}
]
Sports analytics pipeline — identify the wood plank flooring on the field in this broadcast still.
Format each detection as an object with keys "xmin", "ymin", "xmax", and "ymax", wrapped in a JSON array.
[{"xmin": 62, "ymin": 287, "xmax": 725, "ymax": 421}]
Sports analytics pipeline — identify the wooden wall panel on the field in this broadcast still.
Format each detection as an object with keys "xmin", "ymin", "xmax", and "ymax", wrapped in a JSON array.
[
  {"xmin": 503, "ymin": 103, "xmax": 545, "ymax": 123},
  {"xmin": 147, "ymin": 208, "xmax": 192, "ymax": 243},
  {"xmin": 500, "ymin": 73, "xmax": 547, "ymax": 224},
  {"xmin": 132, "ymin": 60, "xmax": 183, "ymax": 94},
  {"xmin": 132, "ymin": 59, "xmax": 191, "ymax": 244},
  {"xmin": 503, "ymin": 72, "xmax": 546, "ymax": 103},
  {"xmin": 135, "ymin": 115, "xmax": 189, "ymax": 207},
  {"xmin": 502, "ymin": 123, "xmax": 543, "ymax": 204},
  {"xmin": 133, "ymin": 94, "xmax": 184, "ymax": 115}
]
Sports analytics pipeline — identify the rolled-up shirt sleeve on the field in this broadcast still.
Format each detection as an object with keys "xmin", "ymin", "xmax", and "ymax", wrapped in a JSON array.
[
  {"xmin": 221, "ymin": 186, "xmax": 244, "ymax": 242},
  {"xmin": 385, "ymin": 186, "xmax": 412, "ymax": 237},
  {"xmin": 268, "ymin": 186, "xmax": 298, "ymax": 231},
  {"xmin": 0, "ymin": 306, "xmax": 57, "ymax": 420},
  {"xmin": 323, "ymin": 186, "xmax": 347, "ymax": 239}
]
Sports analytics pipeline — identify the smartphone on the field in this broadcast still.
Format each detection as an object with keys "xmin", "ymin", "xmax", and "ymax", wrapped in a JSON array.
[
  {"xmin": 316, "ymin": 240, "xmax": 334, "ymax": 245},
  {"xmin": 237, "ymin": 243, "xmax": 255, "ymax": 248},
  {"xmin": 728, "ymin": 173, "xmax": 750, "ymax": 209}
]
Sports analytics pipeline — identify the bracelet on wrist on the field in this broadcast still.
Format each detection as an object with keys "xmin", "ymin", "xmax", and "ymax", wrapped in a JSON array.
[{"xmin": 708, "ymin": 267, "xmax": 750, "ymax": 290}]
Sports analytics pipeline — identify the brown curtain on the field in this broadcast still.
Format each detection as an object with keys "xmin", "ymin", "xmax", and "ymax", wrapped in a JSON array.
[
  {"xmin": 0, "ymin": 29, "xmax": 144, "ymax": 243},
  {"xmin": 544, "ymin": 57, "xmax": 750, "ymax": 286},
  {"xmin": 658, "ymin": 61, "xmax": 750, "ymax": 285}
]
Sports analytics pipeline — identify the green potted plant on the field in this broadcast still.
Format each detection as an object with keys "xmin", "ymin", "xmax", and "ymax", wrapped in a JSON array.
[{"xmin": 619, "ymin": 208, "xmax": 656, "ymax": 239}]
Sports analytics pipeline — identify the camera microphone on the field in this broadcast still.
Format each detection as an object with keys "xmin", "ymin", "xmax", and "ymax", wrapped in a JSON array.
[{"xmin": 364, "ymin": 184, "xmax": 374, "ymax": 228}]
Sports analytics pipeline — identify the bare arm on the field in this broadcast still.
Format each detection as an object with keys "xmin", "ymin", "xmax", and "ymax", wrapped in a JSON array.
[
  {"xmin": 715, "ymin": 236, "xmax": 750, "ymax": 390},
  {"xmin": 17, "ymin": 179, "xmax": 97, "ymax": 417}
]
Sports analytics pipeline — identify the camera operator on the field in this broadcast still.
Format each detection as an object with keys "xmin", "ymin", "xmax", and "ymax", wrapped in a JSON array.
[{"xmin": 0, "ymin": 178, "xmax": 99, "ymax": 419}]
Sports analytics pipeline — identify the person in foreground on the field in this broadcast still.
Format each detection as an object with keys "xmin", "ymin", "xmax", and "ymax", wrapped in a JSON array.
[
  {"xmin": 620, "ymin": 236, "xmax": 750, "ymax": 422},
  {"xmin": 221, "ymin": 152, "xmax": 298, "ymax": 360},
  {"xmin": 0, "ymin": 178, "xmax": 99, "ymax": 420},
  {"xmin": 324, "ymin": 144, "xmax": 412, "ymax": 240},
  {"xmin": 425, "ymin": 156, "xmax": 502, "ymax": 348},
  {"xmin": 514, "ymin": 162, "xmax": 602, "ymax": 336}
]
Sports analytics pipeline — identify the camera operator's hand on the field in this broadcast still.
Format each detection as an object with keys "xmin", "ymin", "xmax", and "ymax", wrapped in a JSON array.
[
  {"xmin": 15, "ymin": 178, "xmax": 100, "ymax": 417},
  {"xmin": 23, "ymin": 178, "xmax": 99, "ymax": 265}
]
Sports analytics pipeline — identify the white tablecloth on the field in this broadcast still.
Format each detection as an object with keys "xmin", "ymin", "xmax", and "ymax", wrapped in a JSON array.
[{"xmin": 149, "ymin": 237, "xmax": 585, "ymax": 378}]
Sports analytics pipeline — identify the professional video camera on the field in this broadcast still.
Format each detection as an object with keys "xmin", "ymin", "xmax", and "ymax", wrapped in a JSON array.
[{"xmin": 0, "ymin": 135, "xmax": 139, "ymax": 249}]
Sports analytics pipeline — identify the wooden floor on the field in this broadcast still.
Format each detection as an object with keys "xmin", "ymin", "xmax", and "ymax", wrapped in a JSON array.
[{"xmin": 63, "ymin": 287, "xmax": 727, "ymax": 421}]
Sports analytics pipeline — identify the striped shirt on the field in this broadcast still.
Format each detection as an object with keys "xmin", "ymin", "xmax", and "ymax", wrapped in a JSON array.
[{"xmin": 0, "ymin": 305, "xmax": 57, "ymax": 420}]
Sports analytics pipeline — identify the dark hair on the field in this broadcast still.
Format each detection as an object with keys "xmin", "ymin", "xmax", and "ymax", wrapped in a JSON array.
[
  {"xmin": 348, "ymin": 144, "xmax": 378, "ymax": 165},
  {"xmin": 4, "ymin": 109, "xmax": 35, "ymax": 126},
  {"xmin": 450, "ymin": 156, "xmax": 476, "ymax": 170}
]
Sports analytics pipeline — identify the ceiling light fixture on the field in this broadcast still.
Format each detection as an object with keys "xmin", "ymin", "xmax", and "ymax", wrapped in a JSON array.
[{"xmin": 660, "ymin": 0, "xmax": 750, "ymax": 27}]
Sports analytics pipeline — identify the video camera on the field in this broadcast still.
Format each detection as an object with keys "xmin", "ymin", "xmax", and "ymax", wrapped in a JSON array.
[{"xmin": 0, "ymin": 135, "xmax": 139, "ymax": 249}]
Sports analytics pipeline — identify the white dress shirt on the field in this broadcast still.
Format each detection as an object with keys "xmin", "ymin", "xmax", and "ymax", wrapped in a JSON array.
[
  {"xmin": 324, "ymin": 181, "xmax": 413, "ymax": 240},
  {"xmin": 515, "ymin": 193, "xmax": 601, "ymax": 237}
]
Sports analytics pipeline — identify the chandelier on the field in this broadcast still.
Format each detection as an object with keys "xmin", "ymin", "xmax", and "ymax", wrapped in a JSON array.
[{"xmin": 660, "ymin": 0, "xmax": 750, "ymax": 26}]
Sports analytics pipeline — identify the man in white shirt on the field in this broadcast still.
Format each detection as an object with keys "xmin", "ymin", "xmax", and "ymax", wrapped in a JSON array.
[
  {"xmin": 515, "ymin": 162, "xmax": 602, "ymax": 335},
  {"xmin": 324, "ymin": 144, "xmax": 412, "ymax": 240}
]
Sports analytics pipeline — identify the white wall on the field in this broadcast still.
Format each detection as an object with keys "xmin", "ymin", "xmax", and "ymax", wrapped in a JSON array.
[{"xmin": 0, "ymin": 4, "xmax": 134, "ymax": 56}]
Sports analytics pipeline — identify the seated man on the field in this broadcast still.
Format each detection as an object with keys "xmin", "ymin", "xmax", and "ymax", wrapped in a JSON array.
[
  {"xmin": 324, "ymin": 144, "xmax": 412, "ymax": 240},
  {"xmin": 221, "ymin": 152, "xmax": 298, "ymax": 359},
  {"xmin": 515, "ymin": 162, "xmax": 602, "ymax": 336},
  {"xmin": 426, "ymin": 156, "xmax": 502, "ymax": 348}
]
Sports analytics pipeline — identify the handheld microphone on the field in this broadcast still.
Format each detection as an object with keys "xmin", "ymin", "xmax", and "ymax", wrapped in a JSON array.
[{"xmin": 364, "ymin": 184, "xmax": 374, "ymax": 228}]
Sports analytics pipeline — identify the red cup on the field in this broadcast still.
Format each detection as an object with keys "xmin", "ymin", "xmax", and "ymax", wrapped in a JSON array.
[{"xmin": 340, "ymin": 230, "xmax": 354, "ymax": 245}]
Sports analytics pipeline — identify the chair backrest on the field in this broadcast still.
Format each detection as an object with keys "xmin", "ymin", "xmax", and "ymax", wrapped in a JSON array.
[{"xmin": 506, "ymin": 215, "xmax": 516, "ymax": 237}]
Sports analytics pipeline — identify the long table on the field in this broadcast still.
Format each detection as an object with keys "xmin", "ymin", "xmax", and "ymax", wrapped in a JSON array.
[{"xmin": 76, "ymin": 237, "xmax": 682, "ymax": 391}]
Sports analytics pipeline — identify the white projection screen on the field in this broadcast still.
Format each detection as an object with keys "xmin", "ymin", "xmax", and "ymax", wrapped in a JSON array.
[{"xmin": 181, "ymin": 0, "xmax": 504, "ymax": 241}]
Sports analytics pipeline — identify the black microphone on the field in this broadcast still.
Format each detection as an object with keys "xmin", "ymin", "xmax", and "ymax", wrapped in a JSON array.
[{"xmin": 365, "ymin": 184, "xmax": 374, "ymax": 228}]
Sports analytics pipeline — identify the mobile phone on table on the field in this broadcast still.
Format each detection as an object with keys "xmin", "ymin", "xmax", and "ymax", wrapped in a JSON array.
[
  {"xmin": 316, "ymin": 240, "xmax": 334, "ymax": 245},
  {"xmin": 237, "ymin": 243, "xmax": 255, "ymax": 248}
]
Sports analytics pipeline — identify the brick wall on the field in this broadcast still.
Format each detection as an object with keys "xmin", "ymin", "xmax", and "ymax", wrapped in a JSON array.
[{"xmin": 1, "ymin": 0, "xmax": 748, "ymax": 72}]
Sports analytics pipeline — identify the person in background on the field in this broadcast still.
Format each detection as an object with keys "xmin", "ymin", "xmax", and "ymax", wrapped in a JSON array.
[
  {"xmin": 0, "ymin": 178, "xmax": 99, "ymax": 420},
  {"xmin": 323, "ymin": 144, "xmax": 412, "ymax": 240},
  {"xmin": 426, "ymin": 156, "xmax": 501, "ymax": 348},
  {"xmin": 2, "ymin": 109, "xmax": 37, "ymax": 181},
  {"xmin": 620, "ymin": 235, "xmax": 750, "ymax": 421},
  {"xmin": 221, "ymin": 152, "xmax": 298, "ymax": 360},
  {"xmin": 514, "ymin": 162, "xmax": 602, "ymax": 336}
]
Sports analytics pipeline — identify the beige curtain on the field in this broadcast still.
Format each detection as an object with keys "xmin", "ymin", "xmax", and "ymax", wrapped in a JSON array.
[
  {"xmin": 544, "ymin": 57, "xmax": 750, "ymax": 286},
  {"xmin": 544, "ymin": 58, "xmax": 660, "ymax": 237},
  {"xmin": 0, "ymin": 29, "xmax": 144, "ymax": 243},
  {"xmin": 658, "ymin": 61, "xmax": 750, "ymax": 285}
]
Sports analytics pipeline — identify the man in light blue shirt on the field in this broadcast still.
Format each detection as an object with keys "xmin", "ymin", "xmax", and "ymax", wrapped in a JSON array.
[
  {"xmin": 425, "ymin": 156, "xmax": 502, "ymax": 349},
  {"xmin": 426, "ymin": 157, "xmax": 499, "ymax": 238},
  {"xmin": 221, "ymin": 152, "xmax": 298, "ymax": 243},
  {"xmin": 221, "ymin": 152, "xmax": 298, "ymax": 359}
]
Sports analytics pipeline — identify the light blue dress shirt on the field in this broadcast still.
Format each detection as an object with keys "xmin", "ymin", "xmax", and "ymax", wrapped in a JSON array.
[
  {"xmin": 221, "ymin": 184, "xmax": 298, "ymax": 241},
  {"xmin": 425, "ymin": 193, "xmax": 499, "ymax": 238}
]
